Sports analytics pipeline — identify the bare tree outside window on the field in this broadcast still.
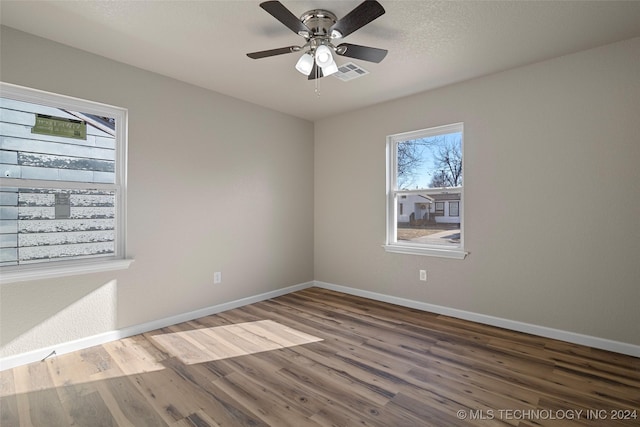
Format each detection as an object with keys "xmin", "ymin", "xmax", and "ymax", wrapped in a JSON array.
[
  {"xmin": 396, "ymin": 138, "xmax": 431, "ymax": 189},
  {"xmin": 430, "ymin": 137, "xmax": 462, "ymax": 188},
  {"xmin": 396, "ymin": 135, "xmax": 462, "ymax": 190}
]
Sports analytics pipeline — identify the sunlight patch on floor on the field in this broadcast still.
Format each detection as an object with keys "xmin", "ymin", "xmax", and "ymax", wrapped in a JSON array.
[
  {"xmin": 151, "ymin": 320, "xmax": 323, "ymax": 365},
  {"xmin": 0, "ymin": 320, "xmax": 322, "ymax": 398}
]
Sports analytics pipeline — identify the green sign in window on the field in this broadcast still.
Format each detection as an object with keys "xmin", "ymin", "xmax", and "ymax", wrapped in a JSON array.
[{"xmin": 32, "ymin": 114, "xmax": 87, "ymax": 140}]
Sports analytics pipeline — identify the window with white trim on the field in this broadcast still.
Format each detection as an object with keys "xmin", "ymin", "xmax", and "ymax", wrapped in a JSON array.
[
  {"xmin": 0, "ymin": 83, "xmax": 132, "ymax": 283},
  {"xmin": 385, "ymin": 123, "xmax": 466, "ymax": 259}
]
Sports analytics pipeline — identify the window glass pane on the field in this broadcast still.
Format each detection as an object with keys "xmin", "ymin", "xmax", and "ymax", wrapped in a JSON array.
[
  {"xmin": 449, "ymin": 201, "xmax": 459, "ymax": 217},
  {"xmin": 1, "ymin": 98, "xmax": 116, "ymax": 184},
  {"xmin": 395, "ymin": 190, "xmax": 461, "ymax": 247},
  {"xmin": 0, "ymin": 187, "xmax": 115, "ymax": 265},
  {"xmin": 396, "ymin": 131, "xmax": 462, "ymax": 190}
]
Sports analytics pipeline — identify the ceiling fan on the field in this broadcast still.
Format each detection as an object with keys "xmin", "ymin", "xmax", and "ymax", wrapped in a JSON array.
[{"xmin": 247, "ymin": 0, "xmax": 388, "ymax": 80}]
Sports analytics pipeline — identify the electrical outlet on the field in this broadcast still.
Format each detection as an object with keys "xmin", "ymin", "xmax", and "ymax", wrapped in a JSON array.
[
  {"xmin": 419, "ymin": 270, "xmax": 427, "ymax": 281},
  {"xmin": 214, "ymin": 272, "xmax": 222, "ymax": 284}
]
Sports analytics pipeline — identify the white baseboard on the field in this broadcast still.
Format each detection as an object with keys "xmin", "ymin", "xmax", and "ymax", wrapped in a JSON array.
[
  {"xmin": 0, "ymin": 281, "xmax": 315, "ymax": 371},
  {"xmin": 3, "ymin": 279, "xmax": 637, "ymax": 371},
  {"xmin": 313, "ymin": 281, "xmax": 640, "ymax": 358}
]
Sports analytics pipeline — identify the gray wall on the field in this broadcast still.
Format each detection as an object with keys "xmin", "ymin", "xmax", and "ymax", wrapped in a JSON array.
[
  {"xmin": 0, "ymin": 27, "xmax": 314, "ymax": 357},
  {"xmin": 314, "ymin": 37, "xmax": 640, "ymax": 346}
]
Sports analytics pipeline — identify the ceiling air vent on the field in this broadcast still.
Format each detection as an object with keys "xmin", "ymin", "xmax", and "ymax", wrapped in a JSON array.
[{"xmin": 333, "ymin": 62, "xmax": 369, "ymax": 81}]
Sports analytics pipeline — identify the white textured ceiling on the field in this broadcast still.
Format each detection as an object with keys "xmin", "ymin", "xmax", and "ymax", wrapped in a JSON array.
[{"xmin": 2, "ymin": 1, "xmax": 640, "ymax": 121}]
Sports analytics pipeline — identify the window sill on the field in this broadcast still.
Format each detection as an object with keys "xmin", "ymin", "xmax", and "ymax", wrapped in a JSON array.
[
  {"xmin": 0, "ymin": 258, "xmax": 134, "ymax": 284},
  {"xmin": 383, "ymin": 244, "xmax": 468, "ymax": 259}
]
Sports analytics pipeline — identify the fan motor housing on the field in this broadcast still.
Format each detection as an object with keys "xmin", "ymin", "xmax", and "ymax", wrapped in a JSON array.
[{"xmin": 300, "ymin": 9, "xmax": 337, "ymax": 38}]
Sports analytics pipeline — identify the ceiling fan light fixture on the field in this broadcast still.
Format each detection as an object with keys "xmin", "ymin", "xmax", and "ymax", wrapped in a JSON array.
[
  {"xmin": 314, "ymin": 45, "xmax": 338, "ymax": 76},
  {"xmin": 321, "ymin": 60, "xmax": 338, "ymax": 76},
  {"xmin": 315, "ymin": 45, "xmax": 333, "ymax": 67},
  {"xmin": 295, "ymin": 52, "xmax": 314, "ymax": 75},
  {"xmin": 248, "ymin": 1, "xmax": 388, "ymax": 82}
]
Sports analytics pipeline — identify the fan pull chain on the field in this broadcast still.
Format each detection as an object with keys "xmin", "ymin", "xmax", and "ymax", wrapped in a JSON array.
[{"xmin": 314, "ymin": 65, "xmax": 321, "ymax": 97}]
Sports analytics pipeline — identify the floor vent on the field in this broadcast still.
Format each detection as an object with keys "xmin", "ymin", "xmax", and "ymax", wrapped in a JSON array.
[{"xmin": 333, "ymin": 62, "xmax": 369, "ymax": 81}]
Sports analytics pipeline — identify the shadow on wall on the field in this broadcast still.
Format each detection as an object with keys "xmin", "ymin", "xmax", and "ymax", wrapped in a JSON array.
[{"xmin": 0, "ymin": 277, "xmax": 117, "ymax": 358}]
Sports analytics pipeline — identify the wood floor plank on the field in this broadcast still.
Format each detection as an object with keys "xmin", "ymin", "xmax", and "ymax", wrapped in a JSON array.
[
  {"xmin": 239, "ymin": 346, "xmax": 343, "ymax": 405},
  {"xmin": 406, "ymin": 359, "xmax": 542, "ymax": 409},
  {"xmin": 213, "ymin": 371, "xmax": 321, "ymax": 427},
  {"xmin": 101, "ymin": 376, "xmax": 169, "ymax": 427},
  {"xmin": 0, "ymin": 369, "xmax": 20, "ymax": 427},
  {"xmin": 122, "ymin": 366, "xmax": 202, "ymax": 424},
  {"xmin": 13, "ymin": 361, "xmax": 71, "ymax": 427},
  {"xmin": 274, "ymin": 362, "xmax": 391, "ymax": 427},
  {"xmin": 385, "ymin": 391, "xmax": 486, "ymax": 427},
  {"xmin": 2, "ymin": 287, "xmax": 639, "ymax": 426},
  {"xmin": 102, "ymin": 336, "xmax": 165, "ymax": 376},
  {"xmin": 183, "ymin": 410, "xmax": 222, "ymax": 427},
  {"xmin": 215, "ymin": 352, "xmax": 318, "ymax": 418},
  {"xmin": 48, "ymin": 346, "xmax": 106, "ymax": 386},
  {"xmin": 94, "ymin": 381, "xmax": 137, "ymax": 427},
  {"xmin": 61, "ymin": 387, "xmax": 117, "ymax": 427},
  {"xmin": 158, "ymin": 356, "xmax": 271, "ymax": 427}
]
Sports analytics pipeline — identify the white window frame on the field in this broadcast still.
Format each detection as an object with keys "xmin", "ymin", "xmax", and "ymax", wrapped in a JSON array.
[
  {"xmin": 384, "ymin": 122, "xmax": 467, "ymax": 259},
  {"xmin": 0, "ymin": 82, "xmax": 133, "ymax": 283}
]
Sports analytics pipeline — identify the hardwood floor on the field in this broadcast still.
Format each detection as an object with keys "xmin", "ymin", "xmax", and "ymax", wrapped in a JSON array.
[{"xmin": 1, "ymin": 287, "xmax": 638, "ymax": 426}]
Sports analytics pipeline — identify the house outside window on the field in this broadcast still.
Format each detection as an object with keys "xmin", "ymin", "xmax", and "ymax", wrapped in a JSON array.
[
  {"xmin": 385, "ymin": 122, "xmax": 466, "ymax": 259},
  {"xmin": 0, "ymin": 83, "xmax": 132, "ymax": 283}
]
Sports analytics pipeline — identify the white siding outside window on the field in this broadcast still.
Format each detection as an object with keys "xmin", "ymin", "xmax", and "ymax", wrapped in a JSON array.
[{"xmin": 0, "ymin": 83, "xmax": 132, "ymax": 283}]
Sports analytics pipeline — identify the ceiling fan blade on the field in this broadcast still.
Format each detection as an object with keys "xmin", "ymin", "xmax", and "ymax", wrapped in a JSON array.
[
  {"xmin": 308, "ymin": 62, "xmax": 324, "ymax": 80},
  {"xmin": 329, "ymin": 0, "xmax": 385, "ymax": 39},
  {"xmin": 247, "ymin": 46, "xmax": 299, "ymax": 59},
  {"xmin": 336, "ymin": 43, "xmax": 388, "ymax": 63},
  {"xmin": 260, "ymin": 1, "xmax": 311, "ymax": 36}
]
